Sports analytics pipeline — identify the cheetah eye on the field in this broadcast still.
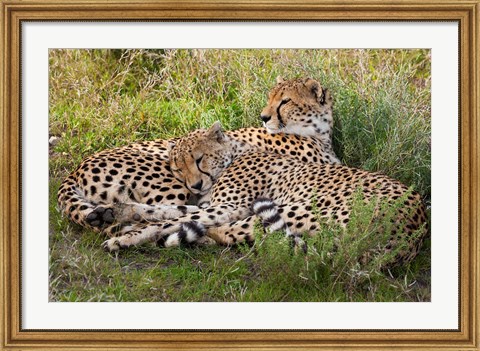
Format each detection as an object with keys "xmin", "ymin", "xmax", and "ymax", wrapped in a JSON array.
[
  {"xmin": 195, "ymin": 155, "xmax": 204, "ymax": 166},
  {"xmin": 279, "ymin": 98, "xmax": 291, "ymax": 107},
  {"xmin": 277, "ymin": 98, "xmax": 291, "ymax": 114}
]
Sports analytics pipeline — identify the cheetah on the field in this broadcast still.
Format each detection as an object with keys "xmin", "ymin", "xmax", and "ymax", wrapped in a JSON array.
[
  {"xmin": 102, "ymin": 122, "xmax": 427, "ymax": 267},
  {"xmin": 57, "ymin": 77, "xmax": 340, "ymax": 231}
]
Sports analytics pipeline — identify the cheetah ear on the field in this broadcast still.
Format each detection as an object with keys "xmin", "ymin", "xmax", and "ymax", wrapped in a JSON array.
[
  {"xmin": 207, "ymin": 121, "xmax": 226, "ymax": 143},
  {"xmin": 276, "ymin": 76, "xmax": 285, "ymax": 84},
  {"xmin": 323, "ymin": 88, "xmax": 332, "ymax": 105},
  {"xmin": 166, "ymin": 140, "xmax": 176, "ymax": 153},
  {"xmin": 304, "ymin": 78, "xmax": 326, "ymax": 105}
]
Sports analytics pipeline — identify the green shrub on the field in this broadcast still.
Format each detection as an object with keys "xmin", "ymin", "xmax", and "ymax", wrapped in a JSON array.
[{"xmin": 231, "ymin": 189, "xmax": 428, "ymax": 302}]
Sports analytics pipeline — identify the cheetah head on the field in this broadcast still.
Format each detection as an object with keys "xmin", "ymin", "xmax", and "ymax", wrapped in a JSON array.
[
  {"xmin": 260, "ymin": 77, "xmax": 333, "ymax": 137},
  {"xmin": 169, "ymin": 122, "xmax": 232, "ymax": 196}
]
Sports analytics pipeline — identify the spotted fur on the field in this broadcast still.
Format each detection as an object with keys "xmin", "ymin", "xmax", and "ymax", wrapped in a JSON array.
[
  {"xmin": 57, "ymin": 78, "xmax": 339, "ymax": 232},
  {"xmin": 103, "ymin": 122, "xmax": 427, "ymax": 267}
]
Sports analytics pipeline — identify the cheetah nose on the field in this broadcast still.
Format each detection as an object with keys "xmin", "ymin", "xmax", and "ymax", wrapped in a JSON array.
[
  {"xmin": 260, "ymin": 114, "xmax": 271, "ymax": 123},
  {"xmin": 191, "ymin": 180, "xmax": 203, "ymax": 191}
]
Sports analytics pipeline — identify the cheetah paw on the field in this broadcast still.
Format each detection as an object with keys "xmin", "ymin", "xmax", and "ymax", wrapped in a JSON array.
[
  {"xmin": 197, "ymin": 235, "xmax": 216, "ymax": 246},
  {"xmin": 102, "ymin": 238, "xmax": 122, "ymax": 253},
  {"xmin": 86, "ymin": 206, "xmax": 115, "ymax": 228},
  {"xmin": 292, "ymin": 235, "xmax": 308, "ymax": 254}
]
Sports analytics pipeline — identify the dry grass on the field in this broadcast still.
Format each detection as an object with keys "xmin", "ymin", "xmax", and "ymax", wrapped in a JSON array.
[{"xmin": 49, "ymin": 49, "xmax": 431, "ymax": 302}]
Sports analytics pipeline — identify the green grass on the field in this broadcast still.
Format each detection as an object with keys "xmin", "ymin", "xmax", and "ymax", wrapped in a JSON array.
[{"xmin": 49, "ymin": 49, "xmax": 431, "ymax": 302}]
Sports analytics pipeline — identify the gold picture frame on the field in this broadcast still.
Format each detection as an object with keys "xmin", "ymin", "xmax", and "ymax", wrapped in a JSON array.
[{"xmin": 1, "ymin": 1, "xmax": 478, "ymax": 350}]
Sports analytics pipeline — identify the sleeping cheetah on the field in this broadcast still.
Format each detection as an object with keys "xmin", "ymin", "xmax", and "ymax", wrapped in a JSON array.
[
  {"xmin": 57, "ymin": 77, "xmax": 339, "ymax": 231},
  {"xmin": 102, "ymin": 122, "xmax": 427, "ymax": 267}
]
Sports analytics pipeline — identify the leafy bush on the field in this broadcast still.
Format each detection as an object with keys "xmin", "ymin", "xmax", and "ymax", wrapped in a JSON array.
[{"xmin": 232, "ymin": 189, "xmax": 427, "ymax": 302}]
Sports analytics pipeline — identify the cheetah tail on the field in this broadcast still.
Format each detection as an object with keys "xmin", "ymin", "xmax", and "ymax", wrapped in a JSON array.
[
  {"xmin": 157, "ymin": 222, "xmax": 206, "ymax": 248},
  {"xmin": 252, "ymin": 197, "xmax": 307, "ymax": 253}
]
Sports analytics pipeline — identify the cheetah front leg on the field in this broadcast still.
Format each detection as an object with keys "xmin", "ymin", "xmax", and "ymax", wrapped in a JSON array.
[
  {"xmin": 112, "ymin": 202, "xmax": 201, "ymax": 222},
  {"xmin": 102, "ymin": 203, "xmax": 252, "ymax": 252},
  {"xmin": 87, "ymin": 193, "xmax": 211, "ymax": 228}
]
